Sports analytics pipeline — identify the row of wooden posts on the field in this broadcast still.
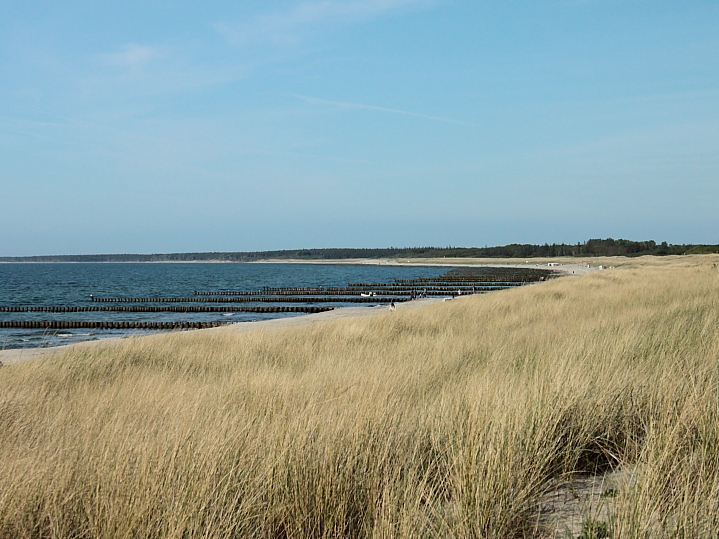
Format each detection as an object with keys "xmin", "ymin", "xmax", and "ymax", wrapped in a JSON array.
[
  {"xmin": 192, "ymin": 286, "xmax": 512, "ymax": 296},
  {"xmin": 90, "ymin": 296, "xmax": 409, "ymax": 304},
  {"xmin": 391, "ymin": 273, "xmax": 549, "ymax": 284},
  {"xmin": 0, "ymin": 321, "xmax": 232, "ymax": 330},
  {"xmin": 189, "ymin": 279, "xmax": 534, "ymax": 297},
  {"xmin": 0, "ymin": 306, "xmax": 335, "ymax": 313},
  {"xmin": 261, "ymin": 287, "xmax": 324, "ymax": 292}
]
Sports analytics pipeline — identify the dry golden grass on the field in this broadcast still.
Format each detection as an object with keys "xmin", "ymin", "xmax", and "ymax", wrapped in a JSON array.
[{"xmin": 1, "ymin": 255, "xmax": 719, "ymax": 538}]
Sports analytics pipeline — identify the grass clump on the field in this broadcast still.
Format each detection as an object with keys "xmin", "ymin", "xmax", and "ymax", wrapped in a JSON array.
[{"xmin": 0, "ymin": 255, "xmax": 718, "ymax": 538}]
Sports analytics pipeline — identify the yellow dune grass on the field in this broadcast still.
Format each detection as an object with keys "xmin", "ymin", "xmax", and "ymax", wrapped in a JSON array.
[{"xmin": 1, "ymin": 256, "xmax": 718, "ymax": 538}]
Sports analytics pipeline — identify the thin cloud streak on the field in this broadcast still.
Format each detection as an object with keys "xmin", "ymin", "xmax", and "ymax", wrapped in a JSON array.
[
  {"xmin": 99, "ymin": 44, "xmax": 159, "ymax": 67},
  {"xmin": 261, "ymin": 149, "xmax": 378, "ymax": 165},
  {"xmin": 1, "ymin": 127, "xmax": 55, "ymax": 140},
  {"xmin": 290, "ymin": 93, "xmax": 479, "ymax": 127},
  {"xmin": 215, "ymin": 0, "xmax": 432, "ymax": 46},
  {"xmin": 0, "ymin": 102, "xmax": 89, "ymax": 127}
]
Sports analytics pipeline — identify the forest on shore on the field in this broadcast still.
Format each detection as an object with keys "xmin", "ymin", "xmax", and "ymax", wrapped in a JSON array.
[{"xmin": 2, "ymin": 238, "xmax": 718, "ymax": 263}]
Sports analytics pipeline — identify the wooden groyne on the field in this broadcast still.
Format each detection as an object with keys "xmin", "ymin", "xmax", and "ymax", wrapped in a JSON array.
[
  {"xmin": 90, "ymin": 297, "xmax": 408, "ymax": 304},
  {"xmin": 0, "ymin": 306, "xmax": 334, "ymax": 314},
  {"xmin": 193, "ymin": 286, "xmax": 510, "ymax": 295},
  {"xmin": 0, "ymin": 321, "xmax": 232, "ymax": 330},
  {"xmin": 262, "ymin": 287, "xmax": 325, "ymax": 292},
  {"xmin": 362, "ymin": 279, "xmax": 537, "ymax": 285},
  {"xmin": 186, "ymin": 268, "xmax": 548, "ymax": 298}
]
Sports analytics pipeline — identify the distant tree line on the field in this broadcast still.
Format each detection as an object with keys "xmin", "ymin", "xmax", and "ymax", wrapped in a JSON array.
[{"xmin": 1, "ymin": 239, "xmax": 717, "ymax": 263}]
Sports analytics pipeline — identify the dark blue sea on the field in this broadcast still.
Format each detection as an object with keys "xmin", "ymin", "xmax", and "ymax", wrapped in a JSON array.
[{"xmin": 0, "ymin": 263, "xmax": 451, "ymax": 350}]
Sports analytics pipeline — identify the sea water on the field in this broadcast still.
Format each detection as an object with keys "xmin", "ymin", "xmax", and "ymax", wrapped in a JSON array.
[{"xmin": 0, "ymin": 262, "xmax": 451, "ymax": 350}]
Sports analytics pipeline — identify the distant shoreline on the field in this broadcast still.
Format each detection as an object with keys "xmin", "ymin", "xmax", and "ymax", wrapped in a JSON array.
[
  {"xmin": 0, "ymin": 257, "xmax": 594, "ymax": 276},
  {"xmin": 1, "ymin": 239, "xmax": 713, "ymax": 263}
]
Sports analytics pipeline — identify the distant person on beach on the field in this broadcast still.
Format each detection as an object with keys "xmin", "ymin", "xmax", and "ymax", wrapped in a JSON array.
[{"xmin": 389, "ymin": 302, "xmax": 396, "ymax": 311}]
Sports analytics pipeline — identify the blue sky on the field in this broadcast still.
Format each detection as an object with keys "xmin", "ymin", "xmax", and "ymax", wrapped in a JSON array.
[{"xmin": 1, "ymin": 0, "xmax": 717, "ymax": 255}]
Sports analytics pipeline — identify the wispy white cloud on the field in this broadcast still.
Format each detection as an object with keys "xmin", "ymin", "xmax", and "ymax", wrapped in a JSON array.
[
  {"xmin": 260, "ymin": 149, "xmax": 378, "ymax": 165},
  {"xmin": 100, "ymin": 44, "xmax": 159, "ymax": 68},
  {"xmin": 215, "ymin": 0, "xmax": 432, "ymax": 46},
  {"xmin": 290, "ymin": 93, "xmax": 479, "ymax": 127},
  {"xmin": 84, "ymin": 42, "xmax": 255, "ymax": 100}
]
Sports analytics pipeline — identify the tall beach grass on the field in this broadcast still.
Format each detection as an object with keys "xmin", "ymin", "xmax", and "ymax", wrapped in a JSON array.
[{"xmin": 1, "ymin": 256, "xmax": 718, "ymax": 538}]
